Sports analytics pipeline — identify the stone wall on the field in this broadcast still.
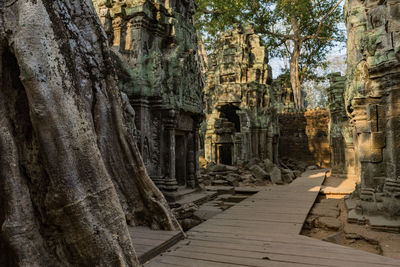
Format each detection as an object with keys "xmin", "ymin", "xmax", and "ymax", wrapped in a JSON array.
[
  {"xmin": 327, "ymin": 73, "xmax": 356, "ymax": 178},
  {"xmin": 279, "ymin": 110, "xmax": 331, "ymax": 168},
  {"xmin": 204, "ymin": 24, "xmax": 279, "ymax": 166},
  {"xmin": 94, "ymin": 0, "xmax": 204, "ymax": 200},
  {"xmin": 345, "ymin": 0, "xmax": 400, "ymax": 219},
  {"xmin": 273, "ymin": 73, "xmax": 297, "ymax": 112}
]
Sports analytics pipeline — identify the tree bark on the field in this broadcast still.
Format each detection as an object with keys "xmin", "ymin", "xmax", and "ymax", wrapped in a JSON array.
[
  {"xmin": 290, "ymin": 41, "xmax": 304, "ymax": 110},
  {"xmin": 289, "ymin": 15, "xmax": 304, "ymax": 110},
  {"xmin": 0, "ymin": 0, "xmax": 180, "ymax": 266}
]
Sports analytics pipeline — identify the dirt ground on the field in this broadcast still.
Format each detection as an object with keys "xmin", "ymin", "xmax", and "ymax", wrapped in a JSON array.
[{"xmin": 302, "ymin": 196, "xmax": 400, "ymax": 259}]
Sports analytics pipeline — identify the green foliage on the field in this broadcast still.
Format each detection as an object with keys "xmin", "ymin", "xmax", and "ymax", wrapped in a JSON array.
[
  {"xmin": 195, "ymin": 0, "xmax": 345, "ymax": 88},
  {"xmin": 195, "ymin": 0, "xmax": 248, "ymax": 49}
]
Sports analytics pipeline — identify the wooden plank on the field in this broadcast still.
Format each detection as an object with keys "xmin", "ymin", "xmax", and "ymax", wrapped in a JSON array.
[
  {"xmin": 133, "ymin": 238, "xmax": 168, "ymax": 246},
  {"xmin": 223, "ymin": 207, "xmax": 313, "ymax": 215},
  {"xmin": 223, "ymin": 209, "xmax": 310, "ymax": 216},
  {"xmin": 179, "ymin": 238, "xmax": 400, "ymax": 266},
  {"xmin": 145, "ymin": 170, "xmax": 400, "ymax": 266},
  {"xmin": 187, "ymin": 231, "xmax": 339, "ymax": 248},
  {"xmin": 199, "ymin": 218, "xmax": 303, "ymax": 229},
  {"xmin": 177, "ymin": 243, "xmax": 395, "ymax": 267},
  {"xmin": 145, "ymin": 257, "xmax": 190, "ymax": 267},
  {"xmin": 145, "ymin": 255, "xmax": 235, "ymax": 267},
  {"xmin": 187, "ymin": 229, "xmax": 400, "ymax": 264},
  {"xmin": 212, "ymin": 215, "xmax": 307, "ymax": 224},
  {"xmin": 129, "ymin": 227, "xmax": 180, "ymax": 237},
  {"xmin": 162, "ymin": 250, "xmax": 313, "ymax": 267},
  {"xmin": 129, "ymin": 226, "xmax": 184, "ymax": 264},
  {"xmin": 131, "ymin": 233, "xmax": 177, "ymax": 241},
  {"xmin": 193, "ymin": 222, "xmax": 303, "ymax": 235}
]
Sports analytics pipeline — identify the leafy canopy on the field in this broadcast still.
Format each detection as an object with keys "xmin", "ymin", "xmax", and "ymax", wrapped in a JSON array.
[{"xmin": 195, "ymin": 0, "xmax": 345, "ymax": 91}]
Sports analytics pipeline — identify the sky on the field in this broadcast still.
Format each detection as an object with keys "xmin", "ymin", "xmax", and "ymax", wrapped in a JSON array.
[
  {"xmin": 269, "ymin": 2, "xmax": 347, "ymax": 78},
  {"xmin": 269, "ymin": 43, "xmax": 347, "ymax": 79}
]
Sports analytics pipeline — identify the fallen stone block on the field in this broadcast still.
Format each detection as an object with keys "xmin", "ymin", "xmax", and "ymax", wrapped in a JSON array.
[
  {"xmin": 316, "ymin": 217, "xmax": 342, "ymax": 230},
  {"xmin": 249, "ymin": 165, "xmax": 270, "ymax": 181},
  {"xmin": 270, "ymin": 166, "xmax": 283, "ymax": 185}
]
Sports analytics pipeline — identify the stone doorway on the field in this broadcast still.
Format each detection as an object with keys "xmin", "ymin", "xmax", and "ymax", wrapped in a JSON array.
[
  {"xmin": 218, "ymin": 104, "xmax": 241, "ymax": 131},
  {"xmin": 218, "ymin": 144, "xmax": 233, "ymax": 165},
  {"xmin": 175, "ymin": 133, "xmax": 187, "ymax": 186}
]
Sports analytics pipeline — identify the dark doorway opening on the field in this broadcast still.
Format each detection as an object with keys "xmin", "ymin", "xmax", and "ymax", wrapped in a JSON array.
[
  {"xmin": 219, "ymin": 144, "xmax": 232, "ymax": 165},
  {"xmin": 218, "ymin": 104, "xmax": 241, "ymax": 132},
  {"xmin": 175, "ymin": 134, "xmax": 187, "ymax": 186}
]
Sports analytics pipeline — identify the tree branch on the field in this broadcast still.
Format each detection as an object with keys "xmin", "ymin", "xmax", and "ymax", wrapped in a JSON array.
[
  {"xmin": 304, "ymin": 0, "xmax": 344, "ymax": 40},
  {"xmin": 259, "ymin": 28, "xmax": 295, "ymax": 41}
]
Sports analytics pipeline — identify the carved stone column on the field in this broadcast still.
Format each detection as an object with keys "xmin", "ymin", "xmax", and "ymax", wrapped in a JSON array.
[
  {"xmin": 163, "ymin": 110, "xmax": 179, "ymax": 193},
  {"xmin": 266, "ymin": 133, "xmax": 273, "ymax": 162}
]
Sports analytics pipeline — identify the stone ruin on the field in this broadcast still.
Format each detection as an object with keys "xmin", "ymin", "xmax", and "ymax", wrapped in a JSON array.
[
  {"xmin": 203, "ymin": 24, "xmax": 279, "ymax": 166},
  {"xmin": 327, "ymin": 73, "xmax": 356, "ymax": 178},
  {"xmin": 90, "ymin": 0, "xmax": 400, "ymax": 227},
  {"xmin": 279, "ymin": 109, "xmax": 331, "ymax": 168},
  {"xmin": 94, "ymin": 0, "xmax": 204, "ymax": 200},
  {"xmin": 273, "ymin": 73, "xmax": 297, "ymax": 112},
  {"xmin": 345, "ymin": 0, "xmax": 400, "ymax": 223}
]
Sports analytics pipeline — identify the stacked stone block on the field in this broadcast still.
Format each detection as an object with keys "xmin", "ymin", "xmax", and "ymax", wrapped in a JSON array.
[
  {"xmin": 345, "ymin": 0, "xmax": 400, "ymax": 219},
  {"xmin": 204, "ymin": 24, "xmax": 279, "ymax": 166}
]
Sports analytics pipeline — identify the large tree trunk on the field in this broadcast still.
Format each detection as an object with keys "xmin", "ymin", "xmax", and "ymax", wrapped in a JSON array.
[
  {"xmin": 290, "ymin": 41, "xmax": 304, "ymax": 110},
  {"xmin": 0, "ymin": 0, "xmax": 180, "ymax": 266}
]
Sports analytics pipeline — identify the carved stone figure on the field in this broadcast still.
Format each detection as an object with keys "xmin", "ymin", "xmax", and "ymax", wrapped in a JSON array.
[
  {"xmin": 94, "ymin": 0, "xmax": 204, "ymax": 200},
  {"xmin": 345, "ymin": 0, "xmax": 400, "ymax": 222},
  {"xmin": 204, "ymin": 24, "xmax": 279, "ymax": 165}
]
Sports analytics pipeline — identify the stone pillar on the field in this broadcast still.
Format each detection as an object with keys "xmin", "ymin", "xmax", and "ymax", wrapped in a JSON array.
[
  {"xmin": 273, "ymin": 135, "xmax": 279, "ymax": 164},
  {"xmin": 194, "ymin": 125, "xmax": 201, "ymax": 187},
  {"xmin": 163, "ymin": 110, "xmax": 178, "ymax": 193},
  {"xmin": 233, "ymin": 133, "xmax": 243, "ymax": 165},
  {"xmin": 266, "ymin": 135, "xmax": 273, "ymax": 162},
  {"xmin": 187, "ymin": 132, "xmax": 196, "ymax": 188},
  {"xmin": 327, "ymin": 73, "xmax": 349, "ymax": 177},
  {"xmin": 259, "ymin": 128, "xmax": 268, "ymax": 160}
]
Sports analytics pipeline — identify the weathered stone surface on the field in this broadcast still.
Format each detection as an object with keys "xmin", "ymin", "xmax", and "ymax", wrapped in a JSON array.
[
  {"xmin": 316, "ymin": 217, "xmax": 342, "ymax": 231},
  {"xmin": 273, "ymin": 73, "xmax": 297, "ymax": 112},
  {"xmin": 327, "ymin": 73, "xmax": 357, "ymax": 178},
  {"xmin": 205, "ymin": 186, "xmax": 235, "ymax": 195},
  {"xmin": 262, "ymin": 158, "xmax": 275, "ymax": 172},
  {"xmin": 94, "ymin": 0, "xmax": 204, "ymax": 197},
  {"xmin": 249, "ymin": 165, "xmax": 270, "ymax": 181},
  {"xmin": 345, "ymin": 0, "xmax": 400, "ymax": 219},
  {"xmin": 203, "ymin": 24, "xmax": 279, "ymax": 166},
  {"xmin": 209, "ymin": 164, "xmax": 238, "ymax": 172},
  {"xmin": 270, "ymin": 166, "xmax": 284, "ymax": 185},
  {"xmin": 281, "ymin": 168, "xmax": 295, "ymax": 184},
  {"xmin": 311, "ymin": 204, "xmax": 340, "ymax": 218},
  {"xmin": 279, "ymin": 110, "xmax": 331, "ymax": 168}
]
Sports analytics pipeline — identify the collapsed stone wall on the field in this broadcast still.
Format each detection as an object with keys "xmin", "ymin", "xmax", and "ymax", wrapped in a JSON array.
[
  {"xmin": 94, "ymin": 0, "xmax": 204, "ymax": 200},
  {"xmin": 345, "ymin": 0, "xmax": 400, "ymax": 219},
  {"xmin": 204, "ymin": 24, "xmax": 279, "ymax": 166},
  {"xmin": 279, "ymin": 110, "xmax": 331, "ymax": 168}
]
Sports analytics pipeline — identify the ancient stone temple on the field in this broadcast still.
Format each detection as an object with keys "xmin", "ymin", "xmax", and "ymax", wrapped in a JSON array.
[
  {"xmin": 204, "ymin": 24, "xmax": 279, "ymax": 166},
  {"xmin": 345, "ymin": 0, "xmax": 400, "ymax": 221},
  {"xmin": 94, "ymin": 0, "xmax": 204, "ymax": 200},
  {"xmin": 273, "ymin": 74, "xmax": 297, "ymax": 112},
  {"xmin": 279, "ymin": 109, "xmax": 331, "ymax": 168},
  {"xmin": 327, "ymin": 73, "xmax": 356, "ymax": 178}
]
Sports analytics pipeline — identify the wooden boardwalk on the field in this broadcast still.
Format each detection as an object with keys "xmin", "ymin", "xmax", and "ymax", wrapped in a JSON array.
[
  {"xmin": 129, "ymin": 226, "xmax": 183, "ymax": 264},
  {"xmin": 145, "ymin": 170, "xmax": 400, "ymax": 266}
]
